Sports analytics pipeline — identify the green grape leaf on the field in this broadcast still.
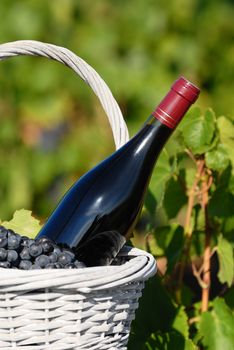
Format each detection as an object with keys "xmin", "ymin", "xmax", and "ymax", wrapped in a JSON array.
[
  {"xmin": 217, "ymin": 116, "xmax": 234, "ymax": 171},
  {"xmin": 172, "ymin": 306, "xmax": 189, "ymax": 338},
  {"xmin": 145, "ymin": 189, "xmax": 157, "ymax": 218},
  {"xmin": 209, "ymin": 187, "xmax": 234, "ymax": 218},
  {"xmin": 223, "ymin": 216, "xmax": 234, "ymax": 238},
  {"xmin": 1, "ymin": 209, "xmax": 42, "ymax": 238},
  {"xmin": 181, "ymin": 285, "xmax": 194, "ymax": 307},
  {"xmin": 146, "ymin": 332, "xmax": 198, "ymax": 350},
  {"xmin": 229, "ymin": 174, "xmax": 234, "ymax": 195},
  {"xmin": 163, "ymin": 175, "xmax": 187, "ymax": 219},
  {"xmin": 151, "ymin": 225, "xmax": 184, "ymax": 273},
  {"xmin": 128, "ymin": 276, "xmax": 177, "ymax": 350},
  {"xmin": 224, "ymin": 286, "xmax": 234, "ymax": 311},
  {"xmin": 205, "ymin": 143, "xmax": 230, "ymax": 172},
  {"xmin": 198, "ymin": 298, "xmax": 234, "ymax": 350},
  {"xmin": 190, "ymin": 230, "xmax": 205, "ymax": 258},
  {"xmin": 217, "ymin": 235, "xmax": 234, "ymax": 287},
  {"xmin": 209, "ymin": 167, "xmax": 234, "ymax": 218},
  {"xmin": 180, "ymin": 108, "xmax": 216, "ymax": 154},
  {"xmin": 149, "ymin": 149, "xmax": 173, "ymax": 208}
]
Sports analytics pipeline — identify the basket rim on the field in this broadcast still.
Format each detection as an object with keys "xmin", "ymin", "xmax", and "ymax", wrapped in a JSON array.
[{"xmin": 0, "ymin": 247, "xmax": 156, "ymax": 293}]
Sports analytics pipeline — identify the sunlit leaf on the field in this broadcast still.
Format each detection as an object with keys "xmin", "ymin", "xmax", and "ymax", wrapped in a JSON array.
[
  {"xmin": 217, "ymin": 116, "xmax": 234, "ymax": 171},
  {"xmin": 163, "ymin": 176, "xmax": 187, "ymax": 219},
  {"xmin": 217, "ymin": 235, "xmax": 234, "ymax": 287},
  {"xmin": 151, "ymin": 225, "xmax": 184, "ymax": 273},
  {"xmin": 149, "ymin": 149, "xmax": 173, "ymax": 208},
  {"xmin": 172, "ymin": 306, "xmax": 189, "ymax": 338},
  {"xmin": 180, "ymin": 108, "xmax": 216, "ymax": 154},
  {"xmin": 1, "ymin": 209, "xmax": 42, "ymax": 238},
  {"xmin": 205, "ymin": 143, "xmax": 230, "ymax": 172},
  {"xmin": 146, "ymin": 332, "xmax": 198, "ymax": 350},
  {"xmin": 198, "ymin": 298, "xmax": 234, "ymax": 350}
]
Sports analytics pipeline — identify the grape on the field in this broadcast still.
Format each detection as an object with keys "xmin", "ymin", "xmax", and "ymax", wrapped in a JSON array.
[
  {"xmin": 65, "ymin": 263, "xmax": 76, "ymax": 269},
  {"xmin": 74, "ymin": 261, "xmax": 86, "ymax": 269},
  {"xmin": 37, "ymin": 237, "xmax": 48, "ymax": 244},
  {"xmin": 53, "ymin": 247, "xmax": 62, "ymax": 255},
  {"xmin": 7, "ymin": 229, "xmax": 15, "ymax": 235},
  {"xmin": 58, "ymin": 252, "xmax": 72, "ymax": 266},
  {"xmin": 41, "ymin": 240, "xmax": 54, "ymax": 254},
  {"xmin": 0, "ymin": 231, "xmax": 7, "ymax": 239},
  {"xmin": 23, "ymin": 238, "xmax": 34, "ymax": 247},
  {"xmin": 20, "ymin": 247, "xmax": 31, "ymax": 260},
  {"xmin": 19, "ymin": 260, "xmax": 32, "ymax": 270},
  {"xmin": 0, "ymin": 248, "xmax": 7, "ymax": 261},
  {"xmin": 63, "ymin": 250, "xmax": 75, "ymax": 260},
  {"xmin": 48, "ymin": 252, "xmax": 58, "ymax": 263},
  {"xmin": 30, "ymin": 264, "xmax": 42, "ymax": 270},
  {"xmin": 0, "ymin": 237, "xmax": 7, "ymax": 248},
  {"xmin": 7, "ymin": 233, "xmax": 21, "ymax": 250},
  {"xmin": 45, "ymin": 263, "xmax": 56, "ymax": 269},
  {"xmin": 54, "ymin": 262, "xmax": 63, "ymax": 269},
  {"xmin": 35, "ymin": 255, "xmax": 50, "ymax": 268},
  {"xmin": 21, "ymin": 236, "xmax": 31, "ymax": 246},
  {"xmin": 0, "ymin": 261, "xmax": 11, "ymax": 268},
  {"xmin": 29, "ymin": 243, "xmax": 43, "ymax": 257},
  {"xmin": 7, "ymin": 250, "xmax": 18, "ymax": 262},
  {"xmin": 0, "ymin": 226, "xmax": 8, "ymax": 234},
  {"xmin": 0, "ymin": 225, "xmax": 86, "ymax": 270}
]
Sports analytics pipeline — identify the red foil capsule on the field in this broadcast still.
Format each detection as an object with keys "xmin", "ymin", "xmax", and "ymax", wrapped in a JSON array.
[{"xmin": 153, "ymin": 76, "xmax": 200, "ymax": 129}]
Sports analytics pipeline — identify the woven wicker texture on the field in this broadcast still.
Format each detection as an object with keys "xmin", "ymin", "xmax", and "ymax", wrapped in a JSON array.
[{"xmin": 0, "ymin": 41, "xmax": 156, "ymax": 349}]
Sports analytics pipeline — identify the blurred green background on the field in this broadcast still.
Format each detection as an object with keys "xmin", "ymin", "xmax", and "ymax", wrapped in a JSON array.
[{"xmin": 0, "ymin": 0, "xmax": 233, "ymax": 222}]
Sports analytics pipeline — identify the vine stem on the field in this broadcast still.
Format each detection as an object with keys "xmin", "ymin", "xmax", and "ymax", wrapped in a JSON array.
[
  {"xmin": 176, "ymin": 159, "xmax": 205, "ymax": 302},
  {"xmin": 201, "ymin": 171, "xmax": 211, "ymax": 312}
]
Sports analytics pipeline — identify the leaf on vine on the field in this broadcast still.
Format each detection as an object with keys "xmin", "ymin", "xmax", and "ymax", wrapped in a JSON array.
[
  {"xmin": 190, "ymin": 230, "xmax": 205, "ymax": 258},
  {"xmin": 223, "ymin": 216, "xmax": 234, "ymax": 239},
  {"xmin": 152, "ymin": 224, "xmax": 184, "ymax": 273},
  {"xmin": 217, "ymin": 235, "xmax": 234, "ymax": 287},
  {"xmin": 217, "ymin": 116, "xmax": 234, "ymax": 171},
  {"xmin": 128, "ymin": 276, "xmax": 177, "ymax": 350},
  {"xmin": 129, "ymin": 278, "xmax": 197, "ymax": 350},
  {"xmin": 224, "ymin": 286, "xmax": 234, "ymax": 311},
  {"xmin": 145, "ymin": 189, "xmax": 157, "ymax": 218},
  {"xmin": 149, "ymin": 149, "xmax": 173, "ymax": 208},
  {"xmin": 205, "ymin": 143, "xmax": 230, "ymax": 172},
  {"xmin": 163, "ymin": 175, "xmax": 187, "ymax": 219},
  {"xmin": 209, "ymin": 187, "xmax": 234, "ymax": 218},
  {"xmin": 180, "ymin": 107, "xmax": 216, "ymax": 155},
  {"xmin": 209, "ymin": 167, "xmax": 234, "ymax": 218},
  {"xmin": 1, "ymin": 209, "xmax": 42, "ymax": 238},
  {"xmin": 172, "ymin": 306, "xmax": 189, "ymax": 338},
  {"xmin": 229, "ymin": 174, "xmax": 234, "ymax": 195},
  {"xmin": 146, "ymin": 331, "xmax": 198, "ymax": 350},
  {"xmin": 198, "ymin": 298, "xmax": 234, "ymax": 350}
]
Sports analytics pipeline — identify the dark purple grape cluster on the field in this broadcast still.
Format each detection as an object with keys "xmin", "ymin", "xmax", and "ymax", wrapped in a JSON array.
[{"xmin": 0, "ymin": 225, "xmax": 86, "ymax": 270}]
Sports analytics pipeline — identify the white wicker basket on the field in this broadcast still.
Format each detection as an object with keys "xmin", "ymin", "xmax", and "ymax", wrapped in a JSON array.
[{"xmin": 0, "ymin": 41, "xmax": 157, "ymax": 350}]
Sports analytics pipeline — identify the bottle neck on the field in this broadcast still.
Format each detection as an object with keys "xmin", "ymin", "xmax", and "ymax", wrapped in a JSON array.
[
  {"xmin": 130, "ymin": 114, "xmax": 172, "ymax": 168},
  {"xmin": 142, "ymin": 113, "xmax": 173, "ymax": 144}
]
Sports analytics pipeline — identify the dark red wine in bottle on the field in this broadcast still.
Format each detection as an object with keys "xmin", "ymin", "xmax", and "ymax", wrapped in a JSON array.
[{"xmin": 36, "ymin": 77, "xmax": 200, "ymax": 266}]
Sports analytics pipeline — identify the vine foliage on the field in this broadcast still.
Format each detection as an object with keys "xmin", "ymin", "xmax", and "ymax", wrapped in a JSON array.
[{"xmin": 129, "ymin": 108, "xmax": 234, "ymax": 350}]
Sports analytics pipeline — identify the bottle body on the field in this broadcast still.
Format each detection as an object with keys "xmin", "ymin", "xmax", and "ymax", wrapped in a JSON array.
[
  {"xmin": 37, "ymin": 118, "xmax": 171, "ymax": 264},
  {"xmin": 36, "ymin": 77, "xmax": 200, "ymax": 266}
]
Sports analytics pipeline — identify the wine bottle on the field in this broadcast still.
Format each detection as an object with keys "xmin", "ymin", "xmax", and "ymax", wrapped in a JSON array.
[{"xmin": 36, "ymin": 77, "xmax": 200, "ymax": 266}]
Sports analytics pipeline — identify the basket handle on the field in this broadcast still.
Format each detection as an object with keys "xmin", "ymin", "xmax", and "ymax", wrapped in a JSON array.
[{"xmin": 0, "ymin": 40, "xmax": 129, "ymax": 149}]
